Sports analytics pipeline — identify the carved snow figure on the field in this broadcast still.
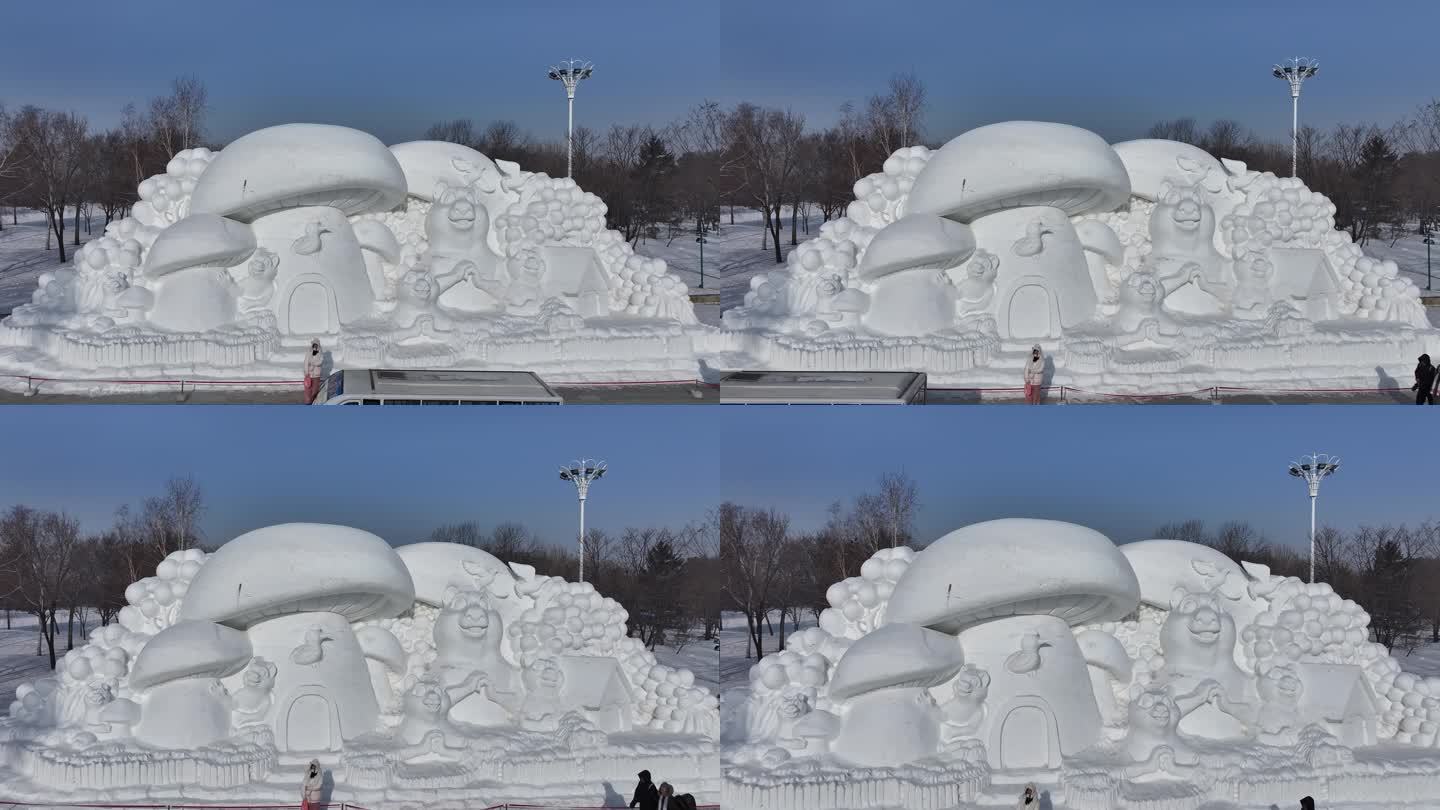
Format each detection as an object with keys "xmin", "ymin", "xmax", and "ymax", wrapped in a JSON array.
[
  {"xmin": 772, "ymin": 691, "xmax": 815, "ymax": 751},
  {"xmin": 1159, "ymin": 588, "xmax": 1254, "ymax": 739},
  {"xmin": 428, "ymin": 184, "xmax": 509, "ymax": 314},
  {"xmin": 856, "ymin": 214, "xmax": 975, "ymax": 337},
  {"xmin": 939, "ymin": 664, "xmax": 991, "ymax": 746},
  {"xmin": 142, "ymin": 214, "xmax": 256, "ymax": 332},
  {"xmin": 827, "ymin": 623, "xmax": 964, "ymax": 767},
  {"xmin": 238, "ymin": 248, "xmax": 280, "ymax": 312},
  {"xmin": 82, "ymin": 682, "xmax": 140, "ymax": 741},
  {"xmin": 511, "ymin": 657, "xmax": 568, "ymax": 731},
  {"xmin": 1113, "ymin": 272, "xmax": 1180, "ymax": 337},
  {"xmin": 433, "ymin": 586, "xmax": 517, "ymax": 726},
  {"xmin": 1006, "ymin": 632, "xmax": 1050, "ymax": 674},
  {"xmin": 1255, "ymin": 663, "xmax": 1305, "ymax": 745},
  {"xmin": 1124, "ymin": 686, "xmax": 1195, "ymax": 767},
  {"xmin": 233, "ymin": 658, "xmax": 278, "ymax": 722},
  {"xmin": 503, "ymin": 250, "xmax": 545, "ymax": 315},
  {"xmin": 391, "ymin": 267, "xmax": 441, "ymax": 330},
  {"xmin": 814, "ymin": 274, "xmax": 869, "ymax": 331},
  {"xmin": 953, "ymin": 250, "xmax": 1000, "ymax": 317},
  {"xmin": 397, "ymin": 677, "xmax": 461, "ymax": 747},
  {"xmin": 291, "ymin": 626, "xmax": 333, "ymax": 666},
  {"xmin": 292, "ymin": 221, "xmax": 330, "ymax": 256},
  {"xmin": 1012, "ymin": 220, "xmax": 1053, "ymax": 257},
  {"xmin": 1145, "ymin": 185, "xmax": 1228, "ymax": 313}
]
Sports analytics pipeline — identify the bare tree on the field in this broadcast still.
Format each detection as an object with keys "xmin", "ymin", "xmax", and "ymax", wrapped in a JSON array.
[
  {"xmin": 7, "ymin": 106, "xmax": 91, "ymax": 263},
  {"xmin": 148, "ymin": 75, "xmax": 208, "ymax": 157},
  {"xmin": 0, "ymin": 507, "xmax": 83, "ymax": 670},
  {"xmin": 726, "ymin": 105, "xmax": 806, "ymax": 263},
  {"xmin": 719, "ymin": 503, "xmax": 789, "ymax": 659},
  {"xmin": 877, "ymin": 471, "xmax": 919, "ymax": 549}
]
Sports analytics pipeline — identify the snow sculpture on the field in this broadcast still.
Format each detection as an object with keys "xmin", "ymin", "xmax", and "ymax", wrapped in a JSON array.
[
  {"xmin": 725, "ymin": 518, "xmax": 1440, "ymax": 810},
  {"xmin": 0, "ymin": 125, "xmax": 704, "ymax": 386},
  {"xmin": 721, "ymin": 121, "xmax": 1437, "ymax": 391},
  {"xmin": 2, "ymin": 524, "xmax": 719, "ymax": 806}
]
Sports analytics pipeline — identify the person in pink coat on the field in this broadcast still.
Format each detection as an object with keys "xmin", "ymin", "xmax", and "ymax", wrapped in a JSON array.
[{"xmin": 1023, "ymin": 345, "xmax": 1045, "ymax": 404}]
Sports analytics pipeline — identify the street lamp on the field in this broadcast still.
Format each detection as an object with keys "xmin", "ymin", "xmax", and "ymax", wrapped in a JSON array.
[
  {"xmin": 1288, "ymin": 452, "xmax": 1339, "ymax": 584},
  {"xmin": 1424, "ymin": 227, "xmax": 1434, "ymax": 291},
  {"xmin": 559, "ymin": 458, "xmax": 606, "ymax": 582},
  {"xmin": 547, "ymin": 59, "xmax": 594, "ymax": 179},
  {"xmin": 695, "ymin": 232, "xmax": 707, "ymax": 289},
  {"xmin": 1272, "ymin": 57, "xmax": 1319, "ymax": 179}
]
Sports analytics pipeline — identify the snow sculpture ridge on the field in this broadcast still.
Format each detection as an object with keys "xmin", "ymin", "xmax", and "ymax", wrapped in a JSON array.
[
  {"xmin": 726, "ymin": 518, "xmax": 1440, "ymax": 810},
  {"xmin": 0, "ymin": 125, "xmax": 703, "ymax": 385},
  {"xmin": 722, "ymin": 122, "xmax": 1435, "ymax": 390},
  {"xmin": 2, "ymin": 523, "xmax": 719, "ymax": 805}
]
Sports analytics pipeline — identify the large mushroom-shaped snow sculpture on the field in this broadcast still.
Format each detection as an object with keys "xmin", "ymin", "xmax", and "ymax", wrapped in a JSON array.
[
  {"xmin": 178, "ymin": 523, "xmax": 415, "ymax": 751},
  {"xmin": 907, "ymin": 122, "xmax": 1132, "ymax": 223},
  {"xmin": 856, "ymin": 214, "xmax": 975, "ymax": 336},
  {"xmin": 1110, "ymin": 139, "xmax": 1231, "ymax": 203},
  {"xmin": 128, "ymin": 620, "xmax": 252, "ymax": 748},
  {"xmin": 388, "ymin": 141, "xmax": 515, "ymax": 250},
  {"xmin": 1120, "ymin": 538, "xmax": 1263, "ymax": 649},
  {"xmin": 187, "ymin": 124, "xmax": 408, "ymax": 335},
  {"xmin": 142, "ymin": 214, "xmax": 257, "ymax": 331},
  {"xmin": 885, "ymin": 519, "xmax": 1140, "ymax": 770},
  {"xmin": 826, "ymin": 623, "xmax": 965, "ymax": 766}
]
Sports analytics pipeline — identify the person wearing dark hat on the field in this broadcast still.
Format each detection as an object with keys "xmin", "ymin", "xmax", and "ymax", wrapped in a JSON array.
[
  {"xmin": 629, "ymin": 770, "xmax": 659, "ymax": 810},
  {"xmin": 304, "ymin": 339, "xmax": 325, "ymax": 404},
  {"xmin": 1414, "ymin": 354, "xmax": 1437, "ymax": 405},
  {"xmin": 1299, "ymin": 797, "xmax": 1315, "ymax": 810},
  {"xmin": 1024, "ymin": 345, "xmax": 1045, "ymax": 404}
]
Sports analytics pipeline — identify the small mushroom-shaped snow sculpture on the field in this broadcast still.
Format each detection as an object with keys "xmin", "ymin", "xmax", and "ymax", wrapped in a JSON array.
[
  {"xmin": 142, "ymin": 214, "xmax": 256, "ymax": 332},
  {"xmin": 189, "ymin": 124, "xmax": 407, "ymax": 222},
  {"xmin": 356, "ymin": 625, "xmax": 406, "ymax": 708},
  {"xmin": 114, "ymin": 285, "xmax": 154, "ymax": 319},
  {"xmin": 142, "ymin": 214, "xmax": 257, "ymax": 279},
  {"xmin": 128, "ymin": 620, "xmax": 253, "ymax": 690},
  {"xmin": 856, "ymin": 214, "xmax": 975, "ymax": 336},
  {"xmin": 97, "ymin": 696, "xmax": 142, "ymax": 738},
  {"xmin": 130, "ymin": 620, "xmax": 251, "ymax": 749},
  {"xmin": 827, "ymin": 623, "xmax": 963, "ymax": 766},
  {"xmin": 908, "ymin": 122, "xmax": 1132, "ymax": 223},
  {"xmin": 885, "ymin": 519, "xmax": 1140, "ymax": 769},
  {"xmin": 1075, "ymin": 628, "xmax": 1132, "ymax": 725}
]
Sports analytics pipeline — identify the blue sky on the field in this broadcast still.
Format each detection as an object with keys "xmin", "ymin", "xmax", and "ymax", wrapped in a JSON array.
[
  {"xmin": 0, "ymin": 407, "xmax": 719, "ymax": 548},
  {"xmin": 0, "ymin": 406, "xmax": 1426, "ymax": 555},
  {"xmin": 719, "ymin": 407, "xmax": 1433, "ymax": 551},
  {"xmin": 1, "ymin": 0, "xmax": 1433, "ymax": 145}
]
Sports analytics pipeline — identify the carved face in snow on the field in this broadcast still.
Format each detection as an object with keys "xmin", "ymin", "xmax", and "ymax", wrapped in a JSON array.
[
  {"xmin": 1162, "ymin": 589, "xmax": 1238, "ymax": 668},
  {"xmin": 1131, "ymin": 687, "xmax": 1178, "ymax": 733},
  {"xmin": 406, "ymin": 680, "xmax": 450, "ymax": 718},
  {"xmin": 242, "ymin": 659, "xmax": 277, "ymax": 690},
  {"xmin": 1258, "ymin": 664, "xmax": 1303, "ymax": 707},
  {"xmin": 967, "ymin": 252, "xmax": 999, "ymax": 282},
  {"xmin": 457, "ymin": 603, "xmax": 491, "ymax": 638},
  {"xmin": 401, "ymin": 269, "xmax": 434, "ymax": 301},
  {"xmin": 778, "ymin": 692, "xmax": 811, "ymax": 720},
  {"xmin": 950, "ymin": 665, "xmax": 991, "ymax": 702},
  {"xmin": 248, "ymin": 248, "xmax": 279, "ymax": 279},
  {"xmin": 1242, "ymin": 254, "xmax": 1274, "ymax": 284},
  {"xmin": 1151, "ymin": 187, "xmax": 1217, "ymax": 253},
  {"xmin": 1121, "ymin": 274, "xmax": 1161, "ymax": 309},
  {"xmin": 85, "ymin": 682, "xmax": 114, "ymax": 706},
  {"xmin": 818, "ymin": 274, "xmax": 843, "ymax": 297},
  {"xmin": 102, "ymin": 272, "xmax": 129, "ymax": 295},
  {"xmin": 525, "ymin": 659, "xmax": 565, "ymax": 696}
]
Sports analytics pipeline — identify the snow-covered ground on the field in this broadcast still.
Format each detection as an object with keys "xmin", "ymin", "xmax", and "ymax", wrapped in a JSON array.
[
  {"xmin": 653, "ymin": 625, "xmax": 720, "ymax": 696},
  {"xmin": 0, "ymin": 209, "xmax": 103, "ymax": 316}
]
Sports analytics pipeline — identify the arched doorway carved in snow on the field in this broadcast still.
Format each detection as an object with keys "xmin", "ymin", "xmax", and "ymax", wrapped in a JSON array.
[
  {"xmin": 278, "ymin": 686, "xmax": 342, "ymax": 752},
  {"xmin": 991, "ymin": 696, "xmax": 1061, "ymax": 770},
  {"xmin": 999, "ymin": 276, "xmax": 1061, "ymax": 341},
  {"xmin": 280, "ymin": 274, "xmax": 340, "ymax": 336}
]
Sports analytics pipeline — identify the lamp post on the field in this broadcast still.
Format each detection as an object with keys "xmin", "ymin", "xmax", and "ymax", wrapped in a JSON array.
[
  {"xmin": 559, "ymin": 459, "xmax": 606, "ymax": 582},
  {"xmin": 1424, "ymin": 228, "xmax": 1434, "ymax": 291},
  {"xmin": 1288, "ymin": 452, "xmax": 1339, "ymax": 584},
  {"xmin": 547, "ymin": 59, "xmax": 594, "ymax": 179},
  {"xmin": 1272, "ymin": 57, "xmax": 1319, "ymax": 179}
]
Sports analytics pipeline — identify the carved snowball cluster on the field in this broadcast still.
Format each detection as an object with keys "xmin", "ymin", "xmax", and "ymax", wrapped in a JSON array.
[
  {"xmin": 370, "ymin": 604, "xmax": 440, "ymax": 699},
  {"xmin": 497, "ymin": 177, "xmax": 608, "ymax": 250},
  {"xmin": 508, "ymin": 579, "xmax": 629, "ymax": 661},
  {"xmin": 1240, "ymin": 580, "xmax": 1373, "ymax": 671},
  {"xmin": 616, "ymin": 636, "xmax": 718, "ymax": 734},
  {"xmin": 357, "ymin": 203, "xmax": 431, "ymax": 296},
  {"xmin": 117, "ymin": 549, "xmax": 208, "ymax": 636},
  {"xmin": 133, "ymin": 148, "xmax": 215, "ymax": 228},
  {"xmin": 598, "ymin": 236, "xmax": 693, "ymax": 319},
  {"xmin": 1078, "ymin": 200, "xmax": 1156, "ymax": 276},
  {"xmin": 749, "ymin": 628, "xmax": 841, "ymax": 698},
  {"xmin": 742, "ymin": 219, "xmax": 876, "ymax": 315},
  {"xmin": 847, "ymin": 146, "xmax": 932, "ymax": 228},
  {"xmin": 818, "ymin": 546, "xmax": 914, "ymax": 639},
  {"xmin": 1097, "ymin": 605, "xmax": 1168, "ymax": 701},
  {"xmin": 1224, "ymin": 175, "xmax": 1337, "ymax": 255}
]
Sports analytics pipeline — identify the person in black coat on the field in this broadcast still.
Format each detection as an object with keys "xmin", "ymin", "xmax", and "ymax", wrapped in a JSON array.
[
  {"xmin": 1414, "ymin": 354, "xmax": 1438, "ymax": 405},
  {"xmin": 629, "ymin": 770, "xmax": 659, "ymax": 810}
]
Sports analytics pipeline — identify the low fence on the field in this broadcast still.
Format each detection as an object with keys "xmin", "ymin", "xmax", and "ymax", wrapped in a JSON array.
[
  {"xmin": 0, "ymin": 795, "xmax": 720, "ymax": 801},
  {"xmin": 0, "ymin": 804, "xmax": 718, "ymax": 810},
  {"xmin": 0, "ymin": 374, "xmax": 717, "ymax": 399},
  {"xmin": 929, "ymin": 384, "xmax": 1415, "ymax": 403}
]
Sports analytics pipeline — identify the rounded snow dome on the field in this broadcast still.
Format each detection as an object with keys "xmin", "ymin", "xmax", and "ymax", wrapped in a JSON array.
[
  {"xmin": 1110, "ymin": 139, "xmax": 1227, "ymax": 202},
  {"xmin": 389, "ymin": 141, "xmax": 507, "ymax": 202},
  {"xmin": 188, "ymin": 124, "xmax": 407, "ymax": 222},
  {"xmin": 1119, "ymin": 538, "xmax": 1249, "ymax": 608},
  {"xmin": 885, "ymin": 518, "xmax": 1140, "ymax": 634},
  {"xmin": 178, "ymin": 523, "xmax": 415, "ymax": 629},
  {"xmin": 395, "ymin": 542, "xmax": 515, "ymax": 608},
  {"xmin": 907, "ymin": 122, "xmax": 1131, "ymax": 223}
]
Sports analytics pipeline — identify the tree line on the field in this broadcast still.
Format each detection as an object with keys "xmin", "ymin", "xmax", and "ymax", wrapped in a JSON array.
[{"xmin": 720, "ymin": 471, "xmax": 919, "ymax": 660}]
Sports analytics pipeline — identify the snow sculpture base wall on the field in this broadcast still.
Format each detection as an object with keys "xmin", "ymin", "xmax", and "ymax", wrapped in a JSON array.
[
  {"xmin": 0, "ymin": 127, "xmax": 705, "ymax": 387},
  {"xmin": 1, "ymin": 525, "xmax": 719, "ymax": 806},
  {"xmin": 723, "ymin": 519, "xmax": 1440, "ymax": 810},
  {"xmin": 718, "ymin": 124, "xmax": 1437, "ymax": 391}
]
